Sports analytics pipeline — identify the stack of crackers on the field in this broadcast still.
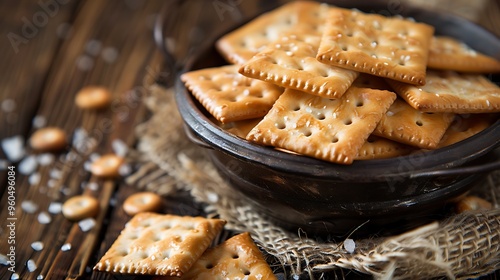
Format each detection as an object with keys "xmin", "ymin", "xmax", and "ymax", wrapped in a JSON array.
[
  {"xmin": 181, "ymin": 1, "xmax": 500, "ymax": 165},
  {"xmin": 94, "ymin": 212, "xmax": 277, "ymax": 279}
]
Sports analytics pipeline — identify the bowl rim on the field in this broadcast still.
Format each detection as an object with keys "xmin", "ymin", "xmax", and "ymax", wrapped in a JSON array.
[{"xmin": 173, "ymin": 1, "xmax": 500, "ymax": 181}]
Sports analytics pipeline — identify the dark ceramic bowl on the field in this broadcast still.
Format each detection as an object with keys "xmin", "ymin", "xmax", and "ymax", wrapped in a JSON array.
[{"xmin": 157, "ymin": 0, "xmax": 500, "ymax": 237}]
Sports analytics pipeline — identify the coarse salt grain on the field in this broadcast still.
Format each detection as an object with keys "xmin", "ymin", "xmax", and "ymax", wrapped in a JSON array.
[
  {"xmin": 344, "ymin": 238, "xmax": 356, "ymax": 253},
  {"xmin": 31, "ymin": 241, "xmax": 44, "ymax": 251},
  {"xmin": 206, "ymin": 191, "xmax": 218, "ymax": 203},
  {"xmin": 79, "ymin": 218, "xmax": 96, "ymax": 232},
  {"xmin": 21, "ymin": 200, "xmax": 39, "ymax": 214},
  {"xmin": 27, "ymin": 259, "xmax": 37, "ymax": 272},
  {"xmin": 76, "ymin": 55, "xmax": 94, "ymax": 71},
  {"xmin": 50, "ymin": 169, "xmax": 63, "ymax": 179},
  {"xmin": 37, "ymin": 153, "xmax": 54, "ymax": 166},
  {"xmin": 111, "ymin": 138, "xmax": 128, "ymax": 157},
  {"xmin": 32, "ymin": 115, "xmax": 47, "ymax": 128},
  {"xmin": 11, "ymin": 273, "xmax": 20, "ymax": 280},
  {"xmin": 19, "ymin": 155, "xmax": 38, "ymax": 175},
  {"xmin": 29, "ymin": 172, "xmax": 41, "ymax": 185},
  {"xmin": 37, "ymin": 275, "xmax": 44, "ymax": 280},
  {"xmin": 101, "ymin": 47, "xmax": 119, "ymax": 63},
  {"xmin": 86, "ymin": 182, "xmax": 99, "ymax": 191},
  {"xmin": 47, "ymin": 179, "xmax": 58, "ymax": 188},
  {"xmin": 48, "ymin": 202, "xmax": 62, "ymax": 214},
  {"xmin": 0, "ymin": 159, "xmax": 9, "ymax": 170},
  {"xmin": 1, "ymin": 135, "xmax": 25, "ymax": 162},
  {"xmin": 85, "ymin": 39, "xmax": 102, "ymax": 56},
  {"xmin": 1, "ymin": 99, "xmax": 16, "ymax": 112},
  {"xmin": 38, "ymin": 212, "xmax": 52, "ymax": 224},
  {"xmin": 118, "ymin": 163, "xmax": 131, "ymax": 176},
  {"xmin": 61, "ymin": 243, "xmax": 72, "ymax": 251},
  {"xmin": 0, "ymin": 254, "xmax": 8, "ymax": 265}
]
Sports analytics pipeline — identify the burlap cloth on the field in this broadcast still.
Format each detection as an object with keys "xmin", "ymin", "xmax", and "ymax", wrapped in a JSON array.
[{"xmin": 126, "ymin": 84, "xmax": 500, "ymax": 279}]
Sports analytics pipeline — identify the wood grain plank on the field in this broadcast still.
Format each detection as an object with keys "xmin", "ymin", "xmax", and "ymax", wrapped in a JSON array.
[{"xmin": 0, "ymin": 0, "xmax": 166, "ymax": 279}]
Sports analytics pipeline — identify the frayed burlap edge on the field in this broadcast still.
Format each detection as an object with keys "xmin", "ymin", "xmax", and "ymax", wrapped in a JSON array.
[{"xmin": 126, "ymin": 84, "xmax": 500, "ymax": 280}]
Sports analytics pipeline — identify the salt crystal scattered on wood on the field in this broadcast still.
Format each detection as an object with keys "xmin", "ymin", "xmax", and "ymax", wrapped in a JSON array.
[
  {"xmin": 37, "ymin": 153, "xmax": 54, "ymax": 166},
  {"xmin": 0, "ymin": 254, "xmax": 9, "ymax": 265},
  {"xmin": 102, "ymin": 47, "xmax": 119, "ymax": 63},
  {"xmin": 1, "ymin": 135, "xmax": 25, "ymax": 162},
  {"xmin": 206, "ymin": 191, "xmax": 218, "ymax": 203},
  {"xmin": 86, "ymin": 182, "xmax": 99, "ymax": 191},
  {"xmin": 344, "ymin": 238, "xmax": 356, "ymax": 253},
  {"xmin": 118, "ymin": 163, "xmax": 131, "ymax": 176},
  {"xmin": 48, "ymin": 202, "xmax": 62, "ymax": 214},
  {"xmin": 76, "ymin": 55, "xmax": 94, "ymax": 71},
  {"xmin": 31, "ymin": 241, "xmax": 44, "ymax": 251},
  {"xmin": 1, "ymin": 99, "xmax": 16, "ymax": 112},
  {"xmin": 0, "ymin": 159, "xmax": 8, "ymax": 170},
  {"xmin": 10, "ymin": 273, "xmax": 20, "ymax": 280},
  {"xmin": 79, "ymin": 218, "xmax": 96, "ymax": 232},
  {"xmin": 29, "ymin": 172, "xmax": 41, "ymax": 185},
  {"xmin": 112, "ymin": 138, "xmax": 128, "ymax": 157},
  {"xmin": 47, "ymin": 179, "xmax": 58, "ymax": 188},
  {"xmin": 85, "ymin": 39, "xmax": 102, "ymax": 56},
  {"xmin": 32, "ymin": 115, "xmax": 47, "ymax": 128},
  {"xmin": 27, "ymin": 259, "xmax": 37, "ymax": 272},
  {"xmin": 21, "ymin": 200, "xmax": 39, "ymax": 214},
  {"xmin": 50, "ymin": 169, "xmax": 63, "ymax": 179},
  {"xmin": 61, "ymin": 243, "xmax": 72, "ymax": 251},
  {"xmin": 37, "ymin": 275, "xmax": 44, "ymax": 280},
  {"xmin": 19, "ymin": 155, "xmax": 38, "ymax": 175},
  {"xmin": 38, "ymin": 212, "xmax": 51, "ymax": 224}
]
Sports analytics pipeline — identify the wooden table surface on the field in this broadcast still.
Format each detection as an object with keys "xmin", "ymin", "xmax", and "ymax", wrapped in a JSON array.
[{"xmin": 0, "ymin": 0, "xmax": 499, "ymax": 279}]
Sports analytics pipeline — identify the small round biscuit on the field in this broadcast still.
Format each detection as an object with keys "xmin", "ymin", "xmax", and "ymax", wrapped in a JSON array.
[
  {"xmin": 30, "ymin": 127, "xmax": 67, "ymax": 152},
  {"xmin": 62, "ymin": 195, "xmax": 99, "ymax": 221},
  {"xmin": 75, "ymin": 86, "xmax": 111, "ymax": 109},
  {"xmin": 456, "ymin": 195, "xmax": 493, "ymax": 213},
  {"xmin": 123, "ymin": 192, "xmax": 163, "ymax": 216},
  {"xmin": 90, "ymin": 154, "xmax": 124, "ymax": 178}
]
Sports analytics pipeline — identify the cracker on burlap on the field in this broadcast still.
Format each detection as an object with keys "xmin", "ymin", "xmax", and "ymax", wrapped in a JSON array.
[
  {"xmin": 246, "ymin": 87, "xmax": 396, "ymax": 164},
  {"xmin": 428, "ymin": 36, "xmax": 500, "ymax": 73},
  {"xmin": 155, "ymin": 232, "xmax": 277, "ymax": 280},
  {"xmin": 386, "ymin": 70, "xmax": 500, "ymax": 113},
  {"xmin": 356, "ymin": 135, "xmax": 415, "ymax": 160},
  {"xmin": 94, "ymin": 212, "xmax": 226, "ymax": 277},
  {"xmin": 216, "ymin": 1, "xmax": 331, "ymax": 65},
  {"xmin": 317, "ymin": 8, "xmax": 434, "ymax": 85},
  {"xmin": 239, "ymin": 32, "xmax": 359, "ymax": 98},
  {"xmin": 437, "ymin": 114, "xmax": 497, "ymax": 148},
  {"xmin": 373, "ymin": 98, "xmax": 455, "ymax": 149},
  {"xmin": 181, "ymin": 65, "xmax": 284, "ymax": 123}
]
